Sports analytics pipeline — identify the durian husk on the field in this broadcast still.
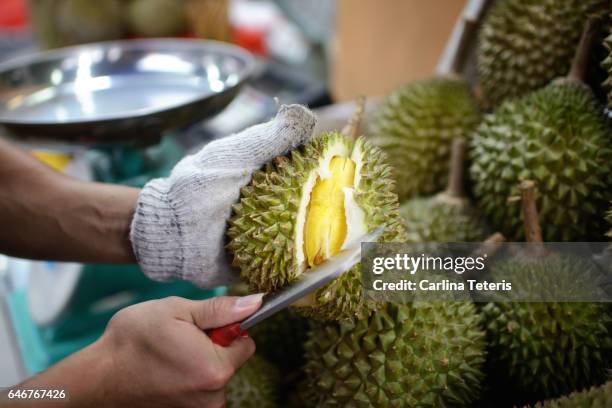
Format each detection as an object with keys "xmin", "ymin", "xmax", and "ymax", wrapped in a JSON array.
[
  {"xmin": 476, "ymin": 0, "xmax": 607, "ymax": 107},
  {"xmin": 249, "ymin": 308, "xmax": 309, "ymax": 372},
  {"xmin": 400, "ymin": 138, "xmax": 490, "ymax": 243},
  {"xmin": 226, "ymin": 355, "xmax": 280, "ymax": 408},
  {"xmin": 225, "ymin": 284, "xmax": 309, "ymax": 372},
  {"xmin": 482, "ymin": 266, "xmax": 612, "ymax": 402},
  {"xmin": 529, "ymin": 380, "xmax": 612, "ymax": 407},
  {"xmin": 227, "ymin": 132, "xmax": 407, "ymax": 321},
  {"xmin": 400, "ymin": 195, "xmax": 490, "ymax": 243},
  {"xmin": 607, "ymin": 204, "xmax": 612, "ymax": 239},
  {"xmin": 469, "ymin": 81, "xmax": 612, "ymax": 241},
  {"xmin": 303, "ymin": 302, "xmax": 486, "ymax": 407},
  {"xmin": 480, "ymin": 182, "xmax": 612, "ymax": 404},
  {"xmin": 126, "ymin": 0, "xmax": 187, "ymax": 37},
  {"xmin": 369, "ymin": 77, "xmax": 480, "ymax": 201}
]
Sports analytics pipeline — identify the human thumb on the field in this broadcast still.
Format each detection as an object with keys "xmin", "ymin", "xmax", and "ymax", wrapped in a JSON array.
[{"xmin": 188, "ymin": 294, "xmax": 264, "ymax": 330}]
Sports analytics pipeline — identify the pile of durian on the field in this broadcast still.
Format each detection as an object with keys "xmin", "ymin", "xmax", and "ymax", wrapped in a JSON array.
[{"xmin": 223, "ymin": 1, "xmax": 612, "ymax": 406}]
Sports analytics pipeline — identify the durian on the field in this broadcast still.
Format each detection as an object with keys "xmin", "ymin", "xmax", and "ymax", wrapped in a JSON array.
[
  {"xmin": 228, "ymin": 103, "xmax": 407, "ymax": 321},
  {"xmin": 471, "ymin": 21, "xmax": 612, "ymax": 241},
  {"xmin": 400, "ymin": 138, "xmax": 489, "ymax": 243},
  {"xmin": 369, "ymin": 77, "xmax": 480, "ymax": 201},
  {"xmin": 607, "ymin": 204, "xmax": 612, "ymax": 238},
  {"xmin": 226, "ymin": 355, "xmax": 279, "ymax": 408},
  {"xmin": 530, "ymin": 381, "xmax": 612, "ymax": 407},
  {"xmin": 303, "ymin": 301, "xmax": 486, "ymax": 407},
  {"xmin": 603, "ymin": 28, "xmax": 612, "ymax": 107},
  {"xmin": 56, "ymin": 0, "xmax": 123, "ymax": 46},
  {"xmin": 226, "ymin": 284, "xmax": 309, "ymax": 371},
  {"xmin": 126, "ymin": 0, "xmax": 187, "ymax": 38},
  {"xmin": 476, "ymin": 0, "xmax": 606, "ymax": 106},
  {"xmin": 481, "ymin": 181, "xmax": 612, "ymax": 403},
  {"xmin": 249, "ymin": 308, "xmax": 309, "ymax": 372}
]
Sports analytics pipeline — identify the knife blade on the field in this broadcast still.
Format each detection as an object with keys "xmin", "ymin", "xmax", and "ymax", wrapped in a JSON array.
[{"xmin": 207, "ymin": 226, "xmax": 384, "ymax": 346}]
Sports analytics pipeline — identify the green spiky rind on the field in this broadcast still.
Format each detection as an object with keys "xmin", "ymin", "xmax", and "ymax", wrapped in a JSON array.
[
  {"xmin": 286, "ymin": 379, "xmax": 317, "ymax": 408},
  {"xmin": 477, "ymin": 0, "xmax": 606, "ymax": 107},
  {"xmin": 399, "ymin": 194, "xmax": 490, "ymax": 243},
  {"xmin": 304, "ymin": 302, "xmax": 486, "ymax": 407},
  {"xmin": 607, "ymin": 204, "xmax": 612, "ymax": 238},
  {"xmin": 369, "ymin": 77, "xmax": 480, "ymax": 201},
  {"xmin": 250, "ymin": 309, "xmax": 310, "ymax": 372},
  {"xmin": 602, "ymin": 22, "xmax": 612, "ymax": 107},
  {"xmin": 531, "ymin": 381, "xmax": 612, "ymax": 407},
  {"xmin": 470, "ymin": 82, "xmax": 612, "ymax": 241},
  {"xmin": 227, "ymin": 132, "xmax": 407, "ymax": 321},
  {"xmin": 482, "ymin": 256, "xmax": 612, "ymax": 400},
  {"xmin": 226, "ymin": 355, "xmax": 280, "ymax": 408}
]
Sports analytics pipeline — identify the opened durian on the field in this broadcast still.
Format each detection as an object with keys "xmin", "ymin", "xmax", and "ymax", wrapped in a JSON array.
[
  {"xmin": 370, "ymin": 77, "xmax": 480, "ymax": 201},
  {"xmin": 529, "ymin": 381, "xmax": 612, "ymax": 407},
  {"xmin": 303, "ymin": 301, "xmax": 486, "ymax": 407},
  {"xmin": 481, "ymin": 181, "xmax": 612, "ymax": 403},
  {"xmin": 400, "ymin": 138, "xmax": 489, "ymax": 243},
  {"xmin": 228, "ymin": 103, "xmax": 407, "ymax": 321},
  {"xmin": 226, "ymin": 355, "xmax": 279, "ymax": 408},
  {"xmin": 477, "ymin": 0, "xmax": 606, "ymax": 106},
  {"xmin": 471, "ymin": 20, "xmax": 612, "ymax": 241}
]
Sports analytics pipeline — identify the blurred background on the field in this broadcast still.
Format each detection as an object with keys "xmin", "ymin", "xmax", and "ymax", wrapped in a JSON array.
[{"xmin": 0, "ymin": 0, "xmax": 465, "ymax": 385}]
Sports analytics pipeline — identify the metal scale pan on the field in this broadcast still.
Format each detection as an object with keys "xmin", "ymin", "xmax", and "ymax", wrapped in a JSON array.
[{"xmin": 0, "ymin": 38, "xmax": 255, "ymax": 143}]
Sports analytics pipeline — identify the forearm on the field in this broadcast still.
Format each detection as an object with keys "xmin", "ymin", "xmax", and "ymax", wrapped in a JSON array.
[
  {"xmin": 1, "ymin": 339, "xmax": 114, "ymax": 408},
  {"xmin": 0, "ymin": 138, "xmax": 138, "ymax": 263}
]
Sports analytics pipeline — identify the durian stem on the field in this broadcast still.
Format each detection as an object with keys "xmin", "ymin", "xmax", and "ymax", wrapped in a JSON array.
[
  {"xmin": 342, "ymin": 96, "xmax": 366, "ymax": 140},
  {"xmin": 463, "ymin": 232, "xmax": 506, "ymax": 280},
  {"xmin": 472, "ymin": 232, "xmax": 506, "ymax": 258},
  {"xmin": 435, "ymin": 0, "xmax": 490, "ymax": 76},
  {"xmin": 519, "ymin": 180, "xmax": 543, "ymax": 244},
  {"xmin": 567, "ymin": 18, "xmax": 597, "ymax": 83},
  {"xmin": 446, "ymin": 138, "xmax": 467, "ymax": 198},
  {"xmin": 484, "ymin": 232, "xmax": 506, "ymax": 244}
]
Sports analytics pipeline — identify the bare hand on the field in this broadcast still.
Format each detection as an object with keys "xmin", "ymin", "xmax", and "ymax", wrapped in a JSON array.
[{"xmin": 101, "ymin": 295, "xmax": 262, "ymax": 407}]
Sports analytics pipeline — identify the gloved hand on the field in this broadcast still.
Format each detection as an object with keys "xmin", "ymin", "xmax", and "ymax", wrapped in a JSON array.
[{"xmin": 130, "ymin": 105, "xmax": 316, "ymax": 287}]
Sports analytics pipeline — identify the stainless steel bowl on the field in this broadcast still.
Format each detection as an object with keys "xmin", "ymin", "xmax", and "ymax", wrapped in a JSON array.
[{"xmin": 0, "ymin": 39, "xmax": 255, "ymax": 143}]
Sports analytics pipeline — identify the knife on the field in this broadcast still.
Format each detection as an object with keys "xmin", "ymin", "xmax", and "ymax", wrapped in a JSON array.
[{"xmin": 207, "ymin": 226, "xmax": 384, "ymax": 346}]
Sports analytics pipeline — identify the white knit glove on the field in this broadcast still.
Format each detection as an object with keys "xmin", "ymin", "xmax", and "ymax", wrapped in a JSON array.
[{"xmin": 130, "ymin": 105, "xmax": 316, "ymax": 288}]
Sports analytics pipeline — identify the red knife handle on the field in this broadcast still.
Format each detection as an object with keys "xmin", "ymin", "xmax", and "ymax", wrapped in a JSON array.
[{"xmin": 206, "ymin": 323, "xmax": 248, "ymax": 347}]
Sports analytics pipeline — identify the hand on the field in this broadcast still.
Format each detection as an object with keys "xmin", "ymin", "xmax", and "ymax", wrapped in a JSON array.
[
  {"xmin": 130, "ymin": 104, "xmax": 316, "ymax": 287},
  {"xmin": 2, "ymin": 295, "xmax": 262, "ymax": 408},
  {"xmin": 100, "ymin": 294, "xmax": 262, "ymax": 407}
]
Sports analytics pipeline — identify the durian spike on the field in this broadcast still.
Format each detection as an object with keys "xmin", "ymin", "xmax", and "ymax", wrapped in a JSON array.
[
  {"xmin": 341, "ymin": 96, "xmax": 366, "ymax": 140},
  {"xmin": 567, "ymin": 17, "xmax": 598, "ymax": 83},
  {"xmin": 445, "ymin": 138, "xmax": 467, "ymax": 198}
]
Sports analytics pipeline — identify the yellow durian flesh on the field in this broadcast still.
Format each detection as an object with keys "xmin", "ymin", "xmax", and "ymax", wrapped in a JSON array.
[{"xmin": 303, "ymin": 156, "xmax": 356, "ymax": 267}]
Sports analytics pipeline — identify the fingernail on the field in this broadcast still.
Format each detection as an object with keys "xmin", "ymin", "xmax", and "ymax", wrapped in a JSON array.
[{"xmin": 235, "ymin": 293, "xmax": 264, "ymax": 309}]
